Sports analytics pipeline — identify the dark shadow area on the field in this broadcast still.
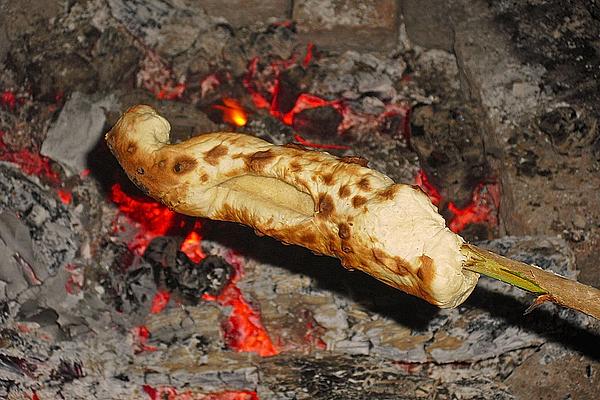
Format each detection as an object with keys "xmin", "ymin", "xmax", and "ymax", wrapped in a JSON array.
[
  {"xmin": 201, "ymin": 219, "xmax": 441, "ymax": 331},
  {"xmin": 202, "ymin": 219, "xmax": 600, "ymax": 360},
  {"xmin": 85, "ymin": 126, "xmax": 137, "ymax": 197}
]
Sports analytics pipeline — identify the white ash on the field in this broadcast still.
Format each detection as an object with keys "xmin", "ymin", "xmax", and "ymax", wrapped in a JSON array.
[{"xmin": 41, "ymin": 92, "xmax": 118, "ymax": 176}]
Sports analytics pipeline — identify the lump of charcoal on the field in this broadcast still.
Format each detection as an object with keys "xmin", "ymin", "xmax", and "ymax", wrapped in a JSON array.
[
  {"xmin": 172, "ymin": 253, "xmax": 233, "ymax": 302},
  {"xmin": 143, "ymin": 238, "xmax": 233, "ymax": 303}
]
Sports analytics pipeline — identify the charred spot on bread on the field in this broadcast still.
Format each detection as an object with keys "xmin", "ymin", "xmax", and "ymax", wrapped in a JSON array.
[
  {"xmin": 317, "ymin": 193, "xmax": 335, "ymax": 217},
  {"xmin": 172, "ymin": 157, "xmax": 197, "ymax": 174},
  {"xmin": 378, "ymin": 185, "xmax": 399, "ymax": 200},
  {"xmin": 352, "ymin": 195, "xmax": 367, "ymax": 208},
  {"xmin": 126, "ymin": 143, "xmax": 137, "ymax": 154},
  {"xmin": 246, "ymin": 149, "xmax": 275, "ymax": 171},
  {"xmin": 338, "ymin": 185, "xmax": 351, "ymax": 198},
  {"xmin": 357, "ymin": 177, "xmax": 371, "ymax": 192},
  {"xmin": 339, "ymin": 155, "xmax": 369, "ymax": 167},
  {"xmin": 204, "ymin": 144, "xmax": 229, "ymax": 166},
  {"xmin": 338, "ymin": 223, "xmax": 351, "ymax": 239}
]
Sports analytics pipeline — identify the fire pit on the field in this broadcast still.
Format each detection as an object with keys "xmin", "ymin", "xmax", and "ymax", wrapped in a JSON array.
[{"xmin": 1, "ymin": 1, "xmax": 599, "ymax": 399}]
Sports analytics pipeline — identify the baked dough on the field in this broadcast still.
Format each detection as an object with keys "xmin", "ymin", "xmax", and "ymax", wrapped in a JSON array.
[{"xmin": 106, "ymin": 105, "xmax": 479, "ymax": 308}]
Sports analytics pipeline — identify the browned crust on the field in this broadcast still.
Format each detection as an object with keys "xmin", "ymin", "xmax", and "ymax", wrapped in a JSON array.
[
  {"xmin": 204, "ymin": 144, "xmax": 229, "ymax": 166},
  {"xmin": 339, "ymin": 155, "xmax": 369, "ymax": 167},
  {"xmin": 338, "ymin": 185, "xmax": 351, "ymax": 198},
  {"xmin": 352, "ymin": 195, "xmax": 367, "ymax": 208}
]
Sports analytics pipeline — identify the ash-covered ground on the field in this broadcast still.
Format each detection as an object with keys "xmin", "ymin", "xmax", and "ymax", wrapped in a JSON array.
[{"xmin": 0, "ymin": 1, "xmax": 599, "ymax": 399}]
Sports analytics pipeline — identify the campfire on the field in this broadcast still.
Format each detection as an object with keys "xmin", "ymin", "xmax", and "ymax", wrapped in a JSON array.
[{"xmin": 1, "ymin": 1, "xmax": 599, "ymax": 399}]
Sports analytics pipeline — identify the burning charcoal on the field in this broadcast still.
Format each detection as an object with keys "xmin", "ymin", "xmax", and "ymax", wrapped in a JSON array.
[
  {"xmin": 144, "ymin": 237, "xmax": 179, "ymax": 273},
  {"xmin": 143, "ymin": 238, "xmax": 233, "ymax": 303},
  {"xmin": 174, "ymin": 253, "xmax": 233, "ymax": 301},
  {"xmin": 293, "ymin": 106, "xmax": 342, "ymax": 139},
  {"xmin": 49, "ymin": 359, "xmax": 85, "ymax": 384}
]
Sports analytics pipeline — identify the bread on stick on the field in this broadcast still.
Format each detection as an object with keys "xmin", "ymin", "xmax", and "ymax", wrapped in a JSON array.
[{"xmin": 106, "ymin": 105, "xmax": 479, "ymax": 308}]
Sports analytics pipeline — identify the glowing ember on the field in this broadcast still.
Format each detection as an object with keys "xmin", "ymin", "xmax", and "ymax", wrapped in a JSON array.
[
  {"xmin": 109, "ymin": 183, "xmax": 185, "ymax": 254},
  {"xmin": 132, "ymin": 325, "xmax": 158, "ymax": 353},
  {"xmin": 57, "ymin": 189, "xmax": 72, "ymax": 204},
  {"xmin": 201, "ymin": 74, "xmax": 221, "ymax": 98},
  {"xmin": 303, "ymin": 320, "xmax": 327, "ymax": 350},
  {"xmin": 415, "ymin": 169, "xmax": 442, "ymax": 207},
  {"xmin": 415, "ymin": 169, "xmax": 500, "ymax": 233},
  {"xmin": 203, "ymin": 253, "xmax": 278, "ymax": 357},
  {"xmin": 180, "ymin": 223, "xmax": 206, "ymax": 263},
  {"xmin": 212, "ymin": 98, "xmax": 248, "ymax": 127},
  {"xmin": 150, "ymin": 290, "xmax": 171, "ymax": 314},
  {"xmin": 302, "ymin": 42, "xmax": 315, "ymax": 68},
  {"xmin": 243, "ymin": 44, "xmax": 332, "ymax": 128},
  {"xmin": 202, "ymin": 391, "xmax": 259, "ymax": 400},
  {"xmin": 1, "ymin": 90, "xmax": 17, "ymax": 110},
  {"xmin": 0, "ymin": 131, "xmax": 60, "ymax": 184},
  {"xmin": 143, "ymin": 385, "xmax": 258, "ymax": 400},
  {"xmin": 448, "ymin": 183, "xmax": 500, "ymax": 233},
  {"xmin": 281, "ymin": 93, "xmax": 338, "ymax": 126},
  {"xmin": 109, "ymin": 184, "xmax": 276, "ymax": 357},
  {"xmin": 138, "ymin": 51, "xmax": 186, "ymax": 100},
  {"xmin": 157, "ymin": 83, "xmax": 186, "ymax": 101},
  {"xmin": 241, "ymin": 45, "xmax": 410, "ymax": 148}
]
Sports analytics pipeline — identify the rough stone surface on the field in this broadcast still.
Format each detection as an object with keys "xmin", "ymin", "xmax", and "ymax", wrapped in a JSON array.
[
  {"xmin": 293, "ymin": 0, "xmax": 400, "ymax": 52},
  {"xmin": 446, "ymin": 0, "xmax": 600, "ymax": 287},
  {"xmin": 401, "ymin": 0, "xmax": 455, "ymax": 52},
  {"xmin": 199, "ymin": 0, "xmax": 291, "ymax": 27}
]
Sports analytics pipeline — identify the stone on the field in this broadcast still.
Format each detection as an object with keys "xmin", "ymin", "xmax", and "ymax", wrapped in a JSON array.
[
  {"xmin": 293, "ymin": 0, "xmax": 399, "ymax": 52},
  {"xmin": 199, "ymin": 0, "xmax": 291, "ymax": 27},
  {"xmin": 401, "ymin": 0, "xmax": 455, "ymax": 52}
]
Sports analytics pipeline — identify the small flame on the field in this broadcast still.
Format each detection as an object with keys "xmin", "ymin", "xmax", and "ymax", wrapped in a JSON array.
[
  {"xmin": 180, "ymin": 223, "xmax": 206, "ymax": 263},
  {"xmin": 213, "ymin": 98, "xmax": 248, "ymax": 127}
]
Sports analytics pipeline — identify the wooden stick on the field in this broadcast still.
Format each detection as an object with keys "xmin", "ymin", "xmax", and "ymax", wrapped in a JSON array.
[{"xmin": 461, "ymin": 243, "xmax": 600, "ymax": 319}]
